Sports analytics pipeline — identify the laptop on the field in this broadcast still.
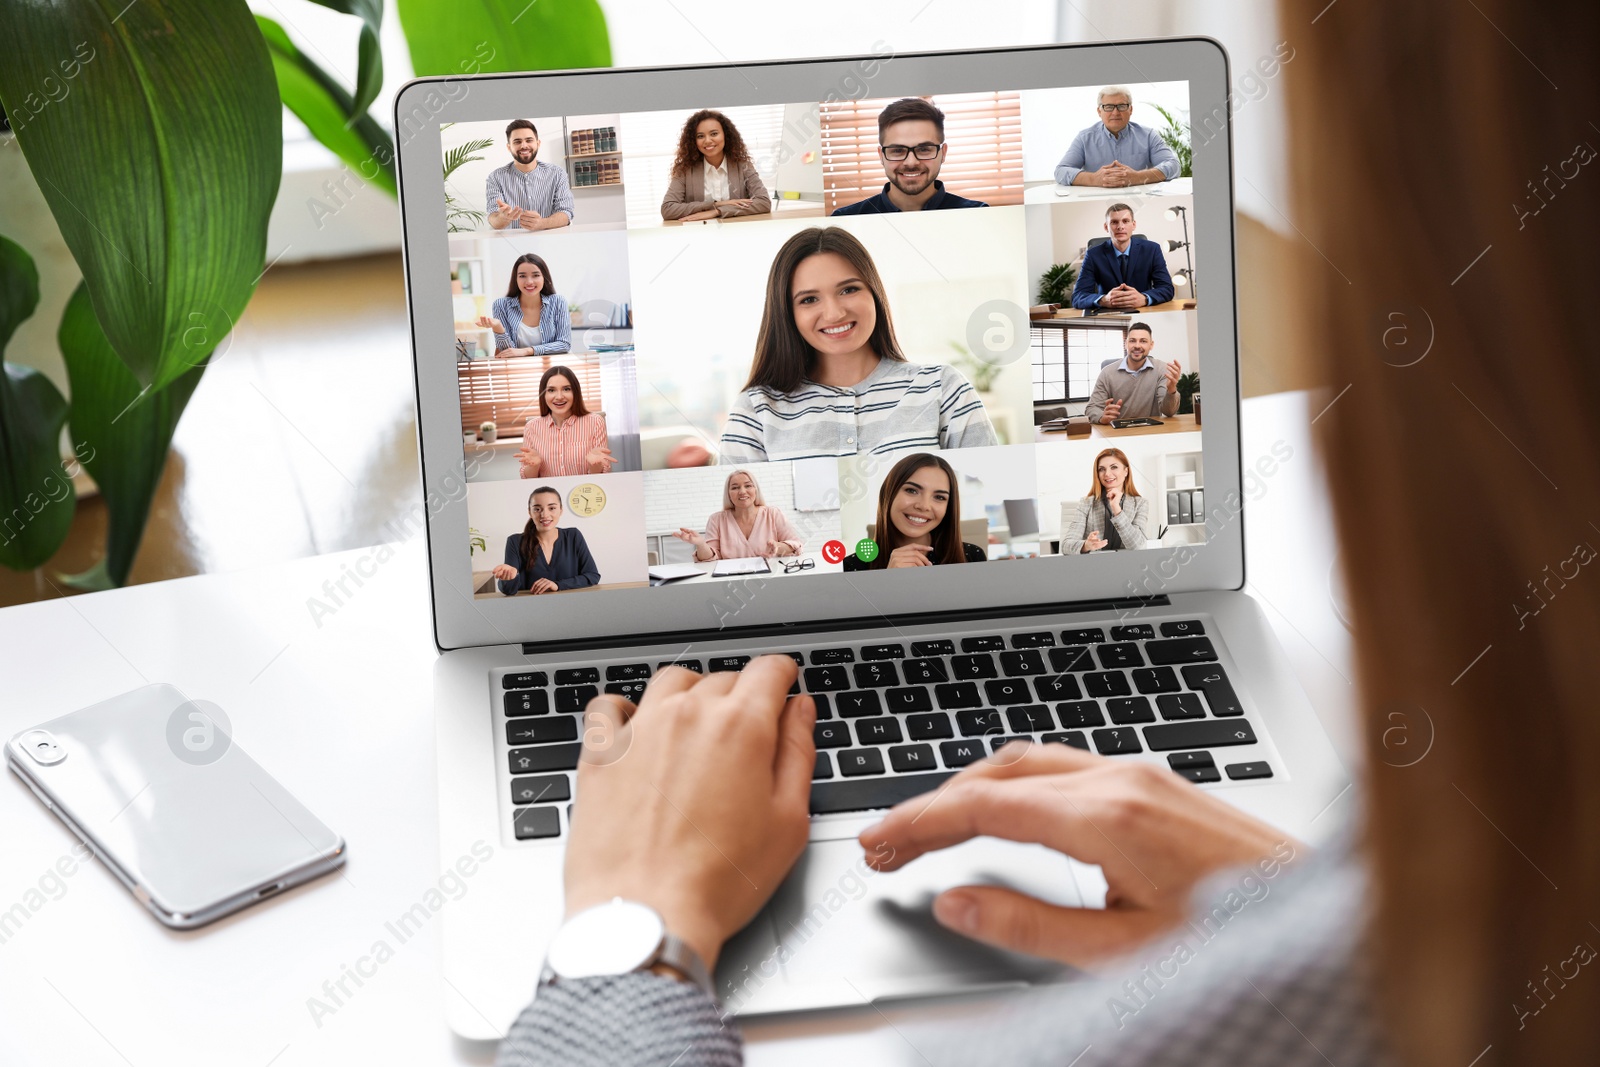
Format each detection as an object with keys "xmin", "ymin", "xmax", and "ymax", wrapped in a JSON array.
[{"xmin": 393, "ymin": 38, "xmax": 1347, "ymax": 1038}]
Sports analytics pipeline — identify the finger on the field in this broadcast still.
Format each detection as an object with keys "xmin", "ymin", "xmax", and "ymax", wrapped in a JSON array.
[
  {"xmin": 639, "ymin": 665, "xmax": 705, "ymax": 704},
  {"xmin": 932, "ymin": 886, "xmax": 1174, "ymax": 969},
  {"xmin": 729, "ymin": 654, "xmax": 800, "ymax": 720},
  {"xmin": 584, "ymin": 691, "xmax": 639, "ymax": 728},
  {"xmin": 771, "ymin": 694, "xmax": 817, "ymax": 811}
]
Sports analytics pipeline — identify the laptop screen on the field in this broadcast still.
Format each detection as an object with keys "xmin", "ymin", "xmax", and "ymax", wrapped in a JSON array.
[{"xmin": 437, "ymin": 75, "xmax": 1213, "ymax": 610}]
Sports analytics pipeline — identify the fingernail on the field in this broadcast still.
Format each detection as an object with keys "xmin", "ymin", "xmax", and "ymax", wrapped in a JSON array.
[
  {"xmin": 859, "ymin": 820, "xmax": 882, "ymax": 839},
  {"xmin": 934, "ymin": 891, "xmax": 977, "ymax": 933}
]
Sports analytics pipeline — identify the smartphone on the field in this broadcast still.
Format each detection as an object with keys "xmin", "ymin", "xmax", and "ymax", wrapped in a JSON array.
[
  {"xmin": 1110, "ymin": 417, "xmax": 1163, "ymax": 429},
  {"xmin": 6, "ymin": 683, "xmax": 345, "ymax": 928}
]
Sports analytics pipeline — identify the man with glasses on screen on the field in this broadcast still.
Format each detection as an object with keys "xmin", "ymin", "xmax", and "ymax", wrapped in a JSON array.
[
  {"xmin": 830, "ymin": 98, "xmax": 989, "ymax": 214},
  {"xmin": 1053, "ymin": 86, "xmax": 1181, "ymax": 188}
]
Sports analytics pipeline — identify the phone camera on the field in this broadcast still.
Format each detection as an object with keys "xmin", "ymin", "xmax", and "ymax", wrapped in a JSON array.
[{"xmin": 19, "ymin": 730, "xmax": 66, "ymax": 765}]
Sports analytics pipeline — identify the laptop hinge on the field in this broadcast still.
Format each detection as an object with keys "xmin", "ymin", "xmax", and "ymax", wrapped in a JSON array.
[{"xmin": 518, "ymin": 596, "xmax": 1171, "ymax": 657}]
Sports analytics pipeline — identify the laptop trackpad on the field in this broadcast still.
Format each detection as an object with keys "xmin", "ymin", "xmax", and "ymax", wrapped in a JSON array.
[{"xmin": 722, "ymin": 836, "xmax": 1104, "ymax": 1012}]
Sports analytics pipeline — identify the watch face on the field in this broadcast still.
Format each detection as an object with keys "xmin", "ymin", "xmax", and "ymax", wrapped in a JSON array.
[{"xmin": 547, "ymin": 899, "xmax": 664, "ymax": 978}]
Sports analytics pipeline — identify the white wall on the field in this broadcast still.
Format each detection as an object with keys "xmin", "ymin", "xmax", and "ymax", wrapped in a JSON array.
[
  {"xmin": 643, "ymin": 458, "xmax": 841, "ymax": 539},
  {"xmin": 1020, "ymin": 82, "xmax": 1192, "ymax": 185},
  {"xmin": 468, "ymin": 471, "xmax": 648, "ymax": 586}
]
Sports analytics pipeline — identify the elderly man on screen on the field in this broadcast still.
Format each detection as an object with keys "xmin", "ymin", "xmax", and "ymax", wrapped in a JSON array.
[{"xmin": 1054, "ymin": 86, "xmax": 1181, "ymax": 188}]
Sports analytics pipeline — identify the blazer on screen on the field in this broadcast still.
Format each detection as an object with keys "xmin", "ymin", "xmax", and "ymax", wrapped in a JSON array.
[
  {"xmin": 660, "ymin": 159, "xmax": 772, "ymax": 220},
  {"xmin": 1070, "ymin": 237, "xmax": 1175, "ymax": 309}
]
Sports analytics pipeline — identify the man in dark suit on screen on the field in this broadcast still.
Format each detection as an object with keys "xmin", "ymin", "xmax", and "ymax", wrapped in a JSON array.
[{"xmin": 1070, "ymin": 202, "xmax": 1175, "ymax": 310}]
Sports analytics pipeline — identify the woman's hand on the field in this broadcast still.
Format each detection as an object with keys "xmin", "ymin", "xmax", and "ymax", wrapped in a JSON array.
[
  {"xmin": 886, "ymin": 544, "xmax": 935, "ymax": 568},
  {"xmin": 564, "ymin": 657, "xmax": 816, "ymax": 973},
  {"xmin": 491, "ymin": 564, "xmax": 518, "ymax": 581},
  {"xmin": 530, "ymin": 577, "xmax": 559, "ymax": 594},
  {"xmin": 1104, "ymin": 487, "xmax": 1122, "ymax": 515},
  {"xmin": 1082, "ymin": 531, "xmax": 1108, "ymax": 552},
  {"xmin": 859, "ymin": 743, "xmax": 1297, "ymax": 970},
  {"xmin": 516, "ymin": 445, "xmax": 541, "ymax": 479},
  {"xmin": 679, "ymin": 208, "xmax": 720, "ymax": 222},
  {"xmin": 672, "ymin": 527, "xmax": 710, "ymax": 560},
  {"xmin": 586, "ymin": 445, "xmax": 615, "ymax": 473},
  {"xmin": 476, "ymin": 315, "xmax": 506, "ymax": 334},
  {"xmin": 767, "ymin": 540, "xmax": 797, "ymax": 558}
]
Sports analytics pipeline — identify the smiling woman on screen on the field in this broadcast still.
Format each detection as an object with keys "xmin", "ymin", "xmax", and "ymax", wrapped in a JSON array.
[
  {"xmin": 843, "ymin": 452, "xmax": 986, "ymax": 570},
  {"xmin": 514, "ymin": 366, "xmax": 614, "ymax": 478},
  {"xmin": 672, "ymin": 469, "xmax": 802, "ymax": 562}
]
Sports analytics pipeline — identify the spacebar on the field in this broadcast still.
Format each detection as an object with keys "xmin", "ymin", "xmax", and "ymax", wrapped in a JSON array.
[{"xmin": 810, "ymin": 772, "xmax": 956, "ymax": 815}]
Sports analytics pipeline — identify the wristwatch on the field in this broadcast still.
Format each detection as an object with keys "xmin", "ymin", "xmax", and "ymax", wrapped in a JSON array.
[{"xmin": 539, "ymin": 898, "xmax": 715, "ymax": 999}]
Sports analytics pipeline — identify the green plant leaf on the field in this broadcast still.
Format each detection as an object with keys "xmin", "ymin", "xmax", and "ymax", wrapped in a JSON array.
[
  {"xmin": 396, "ymin": 0, "xmax": 610, "ymax": 76},
  {"xmin": 0, "ymin": 0, "xmax": 281, "ymax": 394},
  {"xmin": 57, "ymin": 284, "xmax": 204, "ymax": 589},
  {"xmin": 258, "ymin": 15, "xmax": 398, "ymax": 198},
  {"xmin": 0, "ymin": 236, "xmax": 76, "ymax": 571},
  {"xmin": 305, "ymin": 0, "xmax": 385, "ymax": 119}
]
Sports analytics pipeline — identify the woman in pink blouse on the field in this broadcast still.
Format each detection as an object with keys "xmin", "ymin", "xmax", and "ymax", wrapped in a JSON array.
[
  {"xmin": 672, "ymin": 469, "xmax": 803, "ymax": 560},
  {"xmin": 515, "ymin": 365, "xmax": 614, "ymax": 478}
]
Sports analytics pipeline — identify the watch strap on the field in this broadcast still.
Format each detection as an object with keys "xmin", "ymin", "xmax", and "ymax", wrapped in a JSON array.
[{"xmin": 654, "ymin": 930, "xmax": 715, "ymax": 999}]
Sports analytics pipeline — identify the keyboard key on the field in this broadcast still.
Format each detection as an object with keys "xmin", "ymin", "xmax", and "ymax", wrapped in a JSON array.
[
  {"xmin": 1010, "ymin": 631, "xmax": 1056, "ymax": 648},
  {"xmin": 885, "ymin": 687, "xmax": 933, "ymax": 713},
  {"xmin": 1167, "ymin": 751, "xmax": 1215, "ymax": 770},
  {"xmin": 780, "ymin": 652, "xmax": 805, "ymax": 666},
  {"xmin": 854, "ymin": 717, "xmax": 903, "ymax": 745},
  {"xmin": 1107, "ymin": 697, "xmax": 1155, "ymax": 725},
  {"xmin": 502, "ymin": 671, "xmax": 548, "ymax": 690},
  {"xmin": 1157, "ymin": 693, "xmax": 1207, "ymax": 721},
  {"xmin": 1225, "ymin": 761, "xmax": 1274, "ymax": 781},
  {"xmin": 906, "ymin": 712, "xmax": 954, "ymax": 741},
  {"xmin": 555, "ymin": 685, "xmax": 599, "ymax": 713},
  {"xmin": 504, "ymin": 690, "xmax": 550, "ymax": 717},
  {"xmin": 814, "ymin": 721, "xmax": 851, "ymax": 748},
  {"xmin": 955, "ymin": 709, "xmax": 1003, "ymax": 736},
  {"xmin": 1097, "ymin": 643, "xmax": 1144, "ymax": 669},
  {"xmin": 951, "ymin": 654, "xmax": 998, "ymax": 680},
  {"xmin": 940, "ymin": 740, "xmax": 987, "ymax": 768},
  {"xmin": 990, "ymin": 735, "xmax": 1034, "ymax": 752},
  {"xmin": 1005, "ymin": 705, "xmax": 1053, "ymax": 733},
  {"xmin": 902, "ymin": 658, "xmax": 950, "ymax": 684},
  {"xmin": 658, "ymin": 659, "xmax": 704, "ymax": 673},
  {"xmin": 853, "ymin": 662, "xmax": 900, "ymax": 689},
  {"xmin": 1085, "ymin": 672, "xmax": 1132, "ymax": 698},
  {"xmin": 1041, "ymin": 731, "xmax": 1089, "ymax": 750},
  {"xmin": 1132, "ymin": 667, "xmax": 1181, "ymax": 694},
  {"xmin": 810, "ymin": 771, "xmax": 954, "ymax": 814},
  {"xmin": 1048, "ymin": 646, "xmax": 1094, "ymax": 673},
  {"xmin": 983, "ymin": 678, "xmax": 1033, "ymax": 705},
  {"xmin": 861, "ymin": 643, "xmax": 905, "ymax": 660},
  {"xmin": 804, "ymin": 666, "xmax": 851, "ymax": 692},
  {"xmin": 811, "ymin": 647, "xmax": 856, "ymax": 664},
  {"xmin": 1160, "ymin": 620, "xmax": 1205, "ymax": 637},
  {"xmin": 838, "ymin": 748, "xmax": 886, "ymax": 777},
  {"xmin": 935, "ymin": 682, "xmax": 984, "ymax": 709},
  {"xmin": 605, "ymin": 663, "xmax": 652, "ymax": 681},
  {"xmin": 554, "ymin": 667, "xmax": 599, "ymax": 685},
  {"xmin": 1182, "ymin": 665, "xmax": 1244, "ymax": 717},
  {"xmin": 510, "ymin": 774, "xmax": 571, "ymax": 805},
  {"xmin": 1034, "ymin": 674, "xmax": 1083, "ymax": 702},
  {"xmin": 960, "ymin": 636, "xmax": 1006, "ymax": 652},
  {"xmin": 911, "ymin": 639, "xmax": 955, "ymax": 656},
  {"xmin": 506, "ymin": 718, "xmax": 578, "ymax": 746},
  {"xmin": 1061, "ymin": 628, "xmax": 1105, "ymax": 644},
  {"xmin": 999, "ymin": 650, "xmax": 1047, "ymax": 676},
  {"xmin": 1110, "ymin": 624, "xmax": 1155, "ymax": 641},
  {"xmin": 512, "ymin": 806, "xmax": 561, "ymax": 840},
  {"xmin": 834, "ymin": 691, "xmax": 883, "ymax": 718},
  {"xmin": 888, "ymin": 744, "xmax": 937, "ymax": 773},
  {"xmin": 708, "ymin": 655, "xmax": 750, "ymax": 672},
  {"xmin": 1177, "ymin": 766, "xmax": 1221, "ymax": 784},
  {"xmin": 603, "ymin": 681, "xmax": 647, "ymax": 702},
  {"xmin": 1143, "ymin": 720, "xmax": 1258, "ymax": 752},
  {"xmin": 813, "ymin": 752, "xmax": 834, "ymax": 780},
  {"xmin": 1145, "ymin": 637, "xmax": 1218, "ymax": 666},
  {"xmin": 1092, "ymin": 727, "xmax": 1142, "ymax": 755},
  {"xmin": 807, "ymin": 694, "xmax": 833, "ymax": 719},
  {"xmin": 1056, "ymin": 701, "xmax": 1106, "ymax": 728},
  {"xmin": 509, "ymin": 743, "xmax": 581, "ymax": 773}
]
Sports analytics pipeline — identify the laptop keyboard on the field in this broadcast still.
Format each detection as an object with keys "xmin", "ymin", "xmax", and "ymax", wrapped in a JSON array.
[{"xmin": 499, "ymin": 618, "xmax": 1275, "ymax": 840}]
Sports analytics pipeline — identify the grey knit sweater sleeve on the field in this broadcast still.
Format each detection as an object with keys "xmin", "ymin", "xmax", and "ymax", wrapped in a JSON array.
[{"xmin": 495, "ymin": 830, "xmax": 1389, "ymax": 1067}]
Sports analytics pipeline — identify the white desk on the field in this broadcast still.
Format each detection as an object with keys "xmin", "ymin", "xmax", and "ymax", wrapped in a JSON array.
[
  {"xmin": 1022, "ymin": 176, "xmax": 1194, "ymax": 204},
  {"xmin": 652, "ymin": 550, "xmax": 843, "ymax": 584},
  {"xmin": 0, "ymin": 390, "xmax": 1356, "ymax": 1066}
]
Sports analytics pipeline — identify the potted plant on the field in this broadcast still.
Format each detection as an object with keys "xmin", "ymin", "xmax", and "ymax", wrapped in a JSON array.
[
  {"xmin": 1151, "ymin": 104, "xmax": 1193, "ymax": 178},
  {"xmin": 469, "ymin": 527, "xmax": 487, "ymax": 556},
  {"xmin": 1176, "ymin": 371, "xmax": 1200, "ymax": 415},
  {"xmin": 569, "ymin": 302, "xmax": 585, "ymax": 329},
  {"xmin": 479, "ymin": 420, "xmax": 498, "ymax": 444},
  {"xmin": 1036, "ymin": 262, "xmax": 1077, "ymax": 307}
]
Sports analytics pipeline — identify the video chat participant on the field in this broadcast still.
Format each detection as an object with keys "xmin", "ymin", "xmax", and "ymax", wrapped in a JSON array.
[
  {"xmin": 660, "ymin": 110, "xmax": 772, "ymax": 222},
  {"xmin": 1053, "ymin": 85, "xmax": 1182, "ymax": 188},
  {"xmin": 830, "ymin": 98, "xmax": 987, "ymax": 215},
  {"xmin": 844, "ymin": 452, "xmax": 986, "ymax": 570},
  {"xmin": 515, "ymin": 366, "xmax": 614, "ymax": 477},
  {"xmin": 1070, "ymin": 203, "xmax": 1175, "ymax": 310},
  {"xmin": 672, "ymin": 469, "xmax": 802, "ymax": 561},
  {"xmin": 485, "ymin": 119, "xmax": 575, "ymax": 231},
  {"xmin": 1060, "ymin": 447, "xmax": 1149, "ymax": 554},
  {"xmin": 1083, "ymin": 321, "xmax": 1181, "ymax": 424},
  {"xmin": 491, "ymin": 487, "xmax": 601, "ymax": 595},
  {"xmin": 719, "ymin": 227, "xmax": 997, "ymax": 463},
  {"xmin": 479, "ymin": 253, "xmax": 573, "ymax": 357}
]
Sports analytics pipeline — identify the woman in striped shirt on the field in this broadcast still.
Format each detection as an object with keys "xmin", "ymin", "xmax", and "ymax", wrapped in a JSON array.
[
  {"xmin": 718, "ymin": 227, "xmax": 997, "ymax": 464},
  {"xmin": 515, "ymin": 366, "xmax": 614, "ymax": 478},
  {"xmin": 477, "ymin": 253, "xmax": 572, "ymax": 357}
]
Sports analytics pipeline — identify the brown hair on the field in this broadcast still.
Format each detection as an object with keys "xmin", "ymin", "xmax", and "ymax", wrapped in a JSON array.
[
  {"xmin": 743, "ymin": 227, "xmax": 905, "ymax": 393},
  {"xmin": 1085, "ymin": 447, "xmax": 1140, "ymax": 500},
  {"xmin": 1286, "ymin": 3, "xmax": 1600, "ymax": 1065},
  {"xmin": 537, "ymin": 366, "xmax": 589, "ymax": 419},
  {"xmin": 877, "ymin": 97, "xmax": 945, "ymax": 141},
  {"xmin": 519, "ymin": 486, "xmax": 562, "ymax": 574},
  {"xmin": 866, "ymin": 453, "xmax": 965, "ymax": 569},
  {"xmin": 505, "ymin": 119, "xmax": 537, "ymax": 140},
  {"xmin": 1104, "ymin": 202, "xmax": 1134, "ymax": 222},
  {"xmin": 669, "ymin": 109, "xmax": 753, "ymax": 179},
  {"xmin": 504, "ymin": 253, "xmax": 555, "ymax": 298}
]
